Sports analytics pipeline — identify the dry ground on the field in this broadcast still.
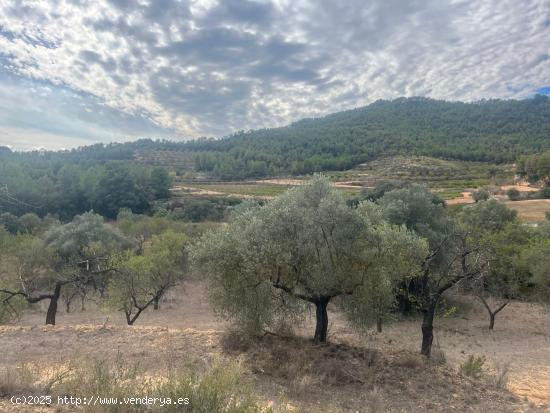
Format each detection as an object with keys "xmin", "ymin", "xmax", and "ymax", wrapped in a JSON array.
[
  {"xmin": 1, "ymin": 282, "xmax": 549, "ymax": 412},
  {"xmin": 504, "ymin": 199, "xmax": 550, "ymax": 222}
]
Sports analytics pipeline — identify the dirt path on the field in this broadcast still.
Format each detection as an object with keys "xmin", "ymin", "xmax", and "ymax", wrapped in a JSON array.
[{"xmin": 446, "ymin": 191, "xmax": 475, "ymax": 205}]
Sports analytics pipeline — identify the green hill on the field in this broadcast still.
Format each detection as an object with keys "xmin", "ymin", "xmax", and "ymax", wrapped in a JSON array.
[
  {"xmin": 188, "ymin": 96, "xmax": 550, "ymax": 178},
  {"xmin": 3, "ymin": 95, "xmax": 550, "ymax": 180}
]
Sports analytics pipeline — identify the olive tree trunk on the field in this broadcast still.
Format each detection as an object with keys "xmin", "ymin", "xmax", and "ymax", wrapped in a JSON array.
[
  {"xmin": 313, "ymin": 297, "xmax": 330, "ymax": 343},
  {"xmin": 420, "ymin": 301, "xmax": 437, "ymax": 357},
  {"xmin": 45, "ymin": 283, "xmax": 62, "ymax": 325}
]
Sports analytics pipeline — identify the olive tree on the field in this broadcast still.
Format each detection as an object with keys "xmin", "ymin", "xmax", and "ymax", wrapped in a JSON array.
[
  {"xmin": 378, "ymin": 184, "xmax": 490, "ymax": 356},
  {"xmin": 460, "ymin": 199, "xmax": 517, "ymax": 233},
  {"xmin": 1, "ymin": 236, "xmax": 54, "ymax": 323},
  {"xmin": 0, "ymin": 212, "xmax": 129, "ymax": 325},
  {"xmin": 191, "ymin": 177, "xmax": 426, "ymax": 343},
  {"xmin": 523, "ymin": 238, "xmax": 550, "ymax": 303},
  {"xmin": 107, "ymin": 231, "xmax": 188, "ymax": 325},
  {"xmin": 461, "ymin": 201, "xmax": 527, "ymax": 330}
]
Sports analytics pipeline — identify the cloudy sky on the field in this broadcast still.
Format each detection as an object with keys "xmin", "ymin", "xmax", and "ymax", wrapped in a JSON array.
[{"xmin": 0, "ymin": 0, "xmax": 549, "ymax": 150}]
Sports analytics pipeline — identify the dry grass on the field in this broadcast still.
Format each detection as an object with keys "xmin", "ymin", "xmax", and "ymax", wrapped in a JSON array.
[
  {"xmin": 0, "ymin": 358, "xmax": 272, "ymax": 413},
  {"xmin": 219, "ymin": 334, "xmax": 530, "ymax": 412},
  {"xmin": 493, "ymin": 362, "xmax": 511, "ymax": 390},
  {"xmin": 1, "ymin": 282, "xmax": 549, "ymax": 412},
  {"xmin": 504, "ymin": 199, "xmax": 550, "ymax": 222}
]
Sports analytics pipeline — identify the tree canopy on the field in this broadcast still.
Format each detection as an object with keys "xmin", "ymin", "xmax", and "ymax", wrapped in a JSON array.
[
  {"xmin": 0, "ymin": 158, "xmax": 172, "ymax": 220},
  {"xmin": 191, "ymin": 177, "xmax": 427, "ymax": 342}
]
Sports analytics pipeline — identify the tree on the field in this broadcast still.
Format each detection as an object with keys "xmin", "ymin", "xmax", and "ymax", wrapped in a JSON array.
[
  {"xmin": 460, "ymin": 199, "xmax": 517, "ymax": 233},
  {"xmin": 522, "ymin": 236, "xmax": 550, "ymax": 303},
  {"xmin": 150, "ymin": 167, "xmax": 172, "ymax": 199},
  {"xmin": 1, "ymin": 236, "xmax": 63, "ymax": 325},
  {"xmin": 0, "ymin": 212, "xmax": 23, "ymax": 234},
  {"xmin": 18, "ymin": 213, "xmax": 43, "ymax": 235},
  {"xmin": 506, "ymin": 188, "xmax": 521, "ymax": 201},
  {"xmin": 1, "ymin": 213, "xmax": 129, "ymax": 325},
  {"xmin": 472, "ymin": 223, "xmax": 530, "ymax": 329},
  {"xmin": 191, "ymin": 177, "xmax": 426, "ymax": 343},
  {"xmin": 107, "ymin": 231, "xmax": 188, "ymax": 325},
  {"xmin": 378, "ymin": 184, "xmax": 488, "ymax": 356},
  {"xmin": 472, "ymin": 189, "xmax": 490, "ymax": 203},
  {"xmin": 93, "ymin": 163, "xmax": 151, "ymax": 219},
  {"xmin": 461, "ymin": 200, "xmax": 523, "ymax": 331}
]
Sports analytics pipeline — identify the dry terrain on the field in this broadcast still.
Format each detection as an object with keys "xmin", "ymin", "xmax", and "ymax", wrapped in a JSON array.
[
  {"xmin": 504, "ymin": 200, "xmax": 550, "ymax": 222},
  {"xmin": 1, "ymin": 282, "xmax": 549, "ymax": 412}
]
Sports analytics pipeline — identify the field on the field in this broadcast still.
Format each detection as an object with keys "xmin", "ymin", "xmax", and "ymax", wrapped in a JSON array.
[
  {"xmin": 171, "ymin": 181, "xmax": 361, "ymax": 201},
  {"xmin": 505, "ymin": 200, "xmax": 550, "ymax": 222},
  {"xmin": 1, "ymin": 281, "xmax": 549, "ymax": 412},
  {"xmin": 327, "ymin": 156, "xmax": 514, "ymax": 187},
  {"xmin": 167, "ymin": 156, "xmax": 550, "ymax": 225},
  {"xmin": 167, "ymin": 156, "xmax": 515, "ymax": 203}
]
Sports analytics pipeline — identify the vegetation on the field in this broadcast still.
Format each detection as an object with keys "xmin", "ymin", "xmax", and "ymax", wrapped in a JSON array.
[
  {"xmin": 506, "ymin": 188, "xmax": 521, "ymax": 201},
  {"xmin": 0, "ymin": 154, "xmax": 171, "ymax": 220},
  {"xmin": 107, "ymin": 231, "xmax": 188, "ymax": 325},
  {"xmin": 518, "ymin": 150, "xmax": 550, "ymax": 184},
  {"xmin": 0, "ymin": 212, "xmax": 130, "ymax": 324},
  {"xmin": 1, "ymin": 165, "xmax": 550, "ymax": 412},
  {"xmin": 460, "ymin": 355, "xmax": 486, "ymax": 378},
  {"xmin": 2, "ymin": 177, "xmax": 548, "ymax": 357},
  {"xmin": 186, "ymin": 96, "xmax": 550, "ymax": 179},
  {"xmin": 3, "ymin": 96, "xmax": 550, "ymax": 182},
  {"xmin": 1, "ymin": 358, "xmax": 268, "ymax": 413},
  {"xmin": 191, "ymin": 177, "xmax": 426, "ymax": 343}
]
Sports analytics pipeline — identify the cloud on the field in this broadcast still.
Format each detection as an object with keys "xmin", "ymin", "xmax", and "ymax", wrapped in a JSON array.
[{"xmin": 0, "ymin": 0, "xmax": 549, "ymax": 149}]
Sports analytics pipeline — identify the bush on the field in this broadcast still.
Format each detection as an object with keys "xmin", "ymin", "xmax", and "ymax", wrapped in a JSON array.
[
  {"xmin": 472, "ymin": 189, "xmax": 490, "ymax": 203},
  {"xmin": 460, "ymin": 355, "xmax": 486, "ymax": 378},
  {"xmin": 535, "ymin": 187, "xmax": 550, "ymax": 199},
  {"xmin": 506, "ymin": 188, "xmax": 521, "ymax": 201}
]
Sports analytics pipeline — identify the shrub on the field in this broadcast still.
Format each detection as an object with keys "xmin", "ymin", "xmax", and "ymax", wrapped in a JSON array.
[
  {"xmin": 506, "ymin": 188, "xmax": 521, "ymax": 201},
  {"xmin": 460, "ymin": 355, "xmax": 486, "ymax": 378},
  {"xmin": 472, "ymin": 189, "xmax": 490, "ymax": 203},
  {"xmin": 535, "ymin": 187, "xmax": 550, "ymax": 199}
]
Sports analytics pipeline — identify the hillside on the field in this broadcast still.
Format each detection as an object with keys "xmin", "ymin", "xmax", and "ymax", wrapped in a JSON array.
[
  {"xmin": 188, "ymin": 95, "xmax": 550, "ymax": 178},
  {"xmin": 3, "ymin": 96, "xmax": 550, "ymax": 180}
]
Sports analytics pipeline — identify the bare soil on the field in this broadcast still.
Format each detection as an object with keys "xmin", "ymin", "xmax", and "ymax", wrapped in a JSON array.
[{"xmin": 1, "ymin": 282, "xmax": 548, "ymax": 412}]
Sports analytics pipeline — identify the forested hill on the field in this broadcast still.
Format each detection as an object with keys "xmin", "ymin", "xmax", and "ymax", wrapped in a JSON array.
[
  {"xmin": 3, "ymin": 96, "xmax": 550, "ymax": 179},
  {"xmin": 189, "ymin": 96, "xmax": 550, "ymax": 178}
]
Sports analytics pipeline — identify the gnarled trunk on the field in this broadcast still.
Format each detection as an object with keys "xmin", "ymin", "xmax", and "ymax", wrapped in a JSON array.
[
  {"xmin": 313, "ymin": 297, "xmax": 330, "ymax": 343},
  {"xmin": 420, "ymin": 301, "xmax": 437, "ymax": 357},
  {"xmin": 46, "ymin": 283, "xmax": 62, "ymax": 325}
]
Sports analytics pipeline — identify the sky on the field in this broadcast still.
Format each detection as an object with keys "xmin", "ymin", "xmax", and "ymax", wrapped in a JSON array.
[{"xmin": 0, "ymin": 0, "xmax": 549, "ymax": 150}]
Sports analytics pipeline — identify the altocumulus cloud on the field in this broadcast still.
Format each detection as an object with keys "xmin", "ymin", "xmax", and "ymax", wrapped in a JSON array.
[{"xmin": 0, "ymin": 0, "xmax": 549, "ymax": 149}]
